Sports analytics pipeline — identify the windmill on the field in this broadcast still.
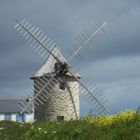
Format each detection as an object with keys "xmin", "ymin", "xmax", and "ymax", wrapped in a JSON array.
[{"xmin": 15, "ymin": 18, "xmax": 108, "ymax": 121}]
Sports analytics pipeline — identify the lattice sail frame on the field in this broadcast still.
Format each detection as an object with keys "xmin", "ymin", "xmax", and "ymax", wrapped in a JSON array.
[{"xmin": 15, "ymin": 18, "xmax": 108, "ymax": 117}]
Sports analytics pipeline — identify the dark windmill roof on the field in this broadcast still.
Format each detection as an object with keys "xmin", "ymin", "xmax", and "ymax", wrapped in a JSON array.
[
  {"xmin": 31, "ymin": 47, "xmax": 80, "ymax": 79},
  {"xmin": 0, "ymin": 98, "xmax": 33, "ymax": 113}
]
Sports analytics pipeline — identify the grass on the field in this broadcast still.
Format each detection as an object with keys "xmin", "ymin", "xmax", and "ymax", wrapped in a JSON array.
[{"xmin": 0, "ymin": 110, "xmax": 140, "ymax": 140}]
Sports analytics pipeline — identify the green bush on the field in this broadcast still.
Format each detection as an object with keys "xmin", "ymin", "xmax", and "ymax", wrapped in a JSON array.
[{"xmin": 0, "ymin": 110, "xmax": 140, "ymax": 140}]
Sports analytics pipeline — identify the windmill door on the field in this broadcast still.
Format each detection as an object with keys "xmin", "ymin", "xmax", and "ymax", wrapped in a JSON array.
[{"xmin": 57, "ymin": 116, "xmax": 64, "ymax": 121}]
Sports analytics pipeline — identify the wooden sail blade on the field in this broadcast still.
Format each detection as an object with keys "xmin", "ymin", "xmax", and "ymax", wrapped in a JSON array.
[
  {"xmin": 65, "ymin": 83, "xmax": 78, "ymax": 119},
  {"xmin": 67, "ymin": 68, "xmax": 108, "ymax": 114},
  {"xmin": 15, "ymin": 19, "xmax": 62, "ymax": 63},
  {"xmin": 68, "ymin": 21, "xmax": 107, "ymax": 62},
  {"xmin": 18, "ymin": 74, "xmax": 59, "ymax": 114}
]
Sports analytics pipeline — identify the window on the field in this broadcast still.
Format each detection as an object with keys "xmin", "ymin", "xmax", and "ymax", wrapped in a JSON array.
[
  {"xmin": 59, "ymin": 81, "xmax": 65, "ymax": 90},
  {"xmin": 57, "ymin": 116, "xmax": 64, "ymax": 121},
  {"xmin": 16, "ymin": 113, "xmax": 26, "ymax": 122},
  {"xmin": 5, "ymin": 113, "xmax": 11, "ymax": 121}
]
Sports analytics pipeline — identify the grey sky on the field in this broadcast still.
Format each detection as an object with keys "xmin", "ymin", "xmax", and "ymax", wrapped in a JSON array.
[{"xmin": 0, "ymin": 0, "xmax": 140, "ymax": 115}]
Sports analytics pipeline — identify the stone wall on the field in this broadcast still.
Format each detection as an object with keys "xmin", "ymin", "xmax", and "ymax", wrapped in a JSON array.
[{"xmin": 34, "ymin": 76, "xmax": 80, "ymax": 121}]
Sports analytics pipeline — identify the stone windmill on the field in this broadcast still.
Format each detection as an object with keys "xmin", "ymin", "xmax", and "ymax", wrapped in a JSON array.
[
  {"xmin": 15, "ymin": 18, "xmax": 108, "ymax": 121},
  {"xmin": 31, "ymin": 48, "xmax": 80, "ymax": 120}
]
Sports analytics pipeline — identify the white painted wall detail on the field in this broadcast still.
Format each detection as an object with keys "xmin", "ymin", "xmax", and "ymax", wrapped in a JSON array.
[{"xmin": 0, "ymin": 114, "xmax": 4, "ymax": 121}]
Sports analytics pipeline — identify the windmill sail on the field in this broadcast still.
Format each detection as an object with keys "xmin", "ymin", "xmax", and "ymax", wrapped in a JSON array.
[
  {"xmin": 67, "ymin": 21, "xmax": 107, "ymax": 62},
  {"xmin": 15, "ymin": 18, "xmax": 108, "ymax": 117}
]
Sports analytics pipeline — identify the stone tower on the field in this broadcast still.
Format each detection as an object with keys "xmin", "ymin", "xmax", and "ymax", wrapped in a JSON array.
[{"xmin": 31, "ymin": 48, "xmax": 80, "ymax": 121}]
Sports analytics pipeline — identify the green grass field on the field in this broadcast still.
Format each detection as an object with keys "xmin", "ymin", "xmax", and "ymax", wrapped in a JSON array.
[{"xmin": 0, "ymin": 110, "xmax": 140, "ymax": 140}]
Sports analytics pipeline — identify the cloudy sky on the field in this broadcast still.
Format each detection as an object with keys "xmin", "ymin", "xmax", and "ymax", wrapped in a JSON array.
[{"xmin": 0, "ymin": 0, "xmax": 140, "ymax": 115}]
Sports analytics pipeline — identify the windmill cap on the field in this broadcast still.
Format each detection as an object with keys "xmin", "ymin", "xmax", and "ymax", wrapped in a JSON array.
[{"xmin": 31, "ymin": 47, "xmax": 81, "ymax": 79}]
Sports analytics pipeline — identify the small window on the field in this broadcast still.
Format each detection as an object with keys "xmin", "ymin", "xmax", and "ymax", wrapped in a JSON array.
[
  {"xmin": 57, "ymin": 116, "xmax": 64, "ymax": 121},
  {"xmin": 16, "ymin": 113, "xmax": 26, "ymax": 122},
  {"xmin": 5, "ymin": 113, "xmax": 11, "ymax": 121},
  {"xmin": 59, "ymin": 81, "xmax": 65, "ymax": 90}
]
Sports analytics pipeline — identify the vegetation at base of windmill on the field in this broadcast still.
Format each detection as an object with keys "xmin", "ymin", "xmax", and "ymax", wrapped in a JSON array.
[
  {"xmin": 0, "ymin": 109, "xmax": 139, "ymax": 140},
  {"xmin": 83, "ymin": 110, "xmax": 137, "ymax": 127},
  {"xmin": 0, "ymin": 120, "xmax": 18, "ymax": 128}
]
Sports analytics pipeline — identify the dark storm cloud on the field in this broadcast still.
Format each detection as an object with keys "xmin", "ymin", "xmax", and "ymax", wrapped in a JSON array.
[{"xmin": 0, "ymin": 0, "xmax": 140, "ymax": 114}]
